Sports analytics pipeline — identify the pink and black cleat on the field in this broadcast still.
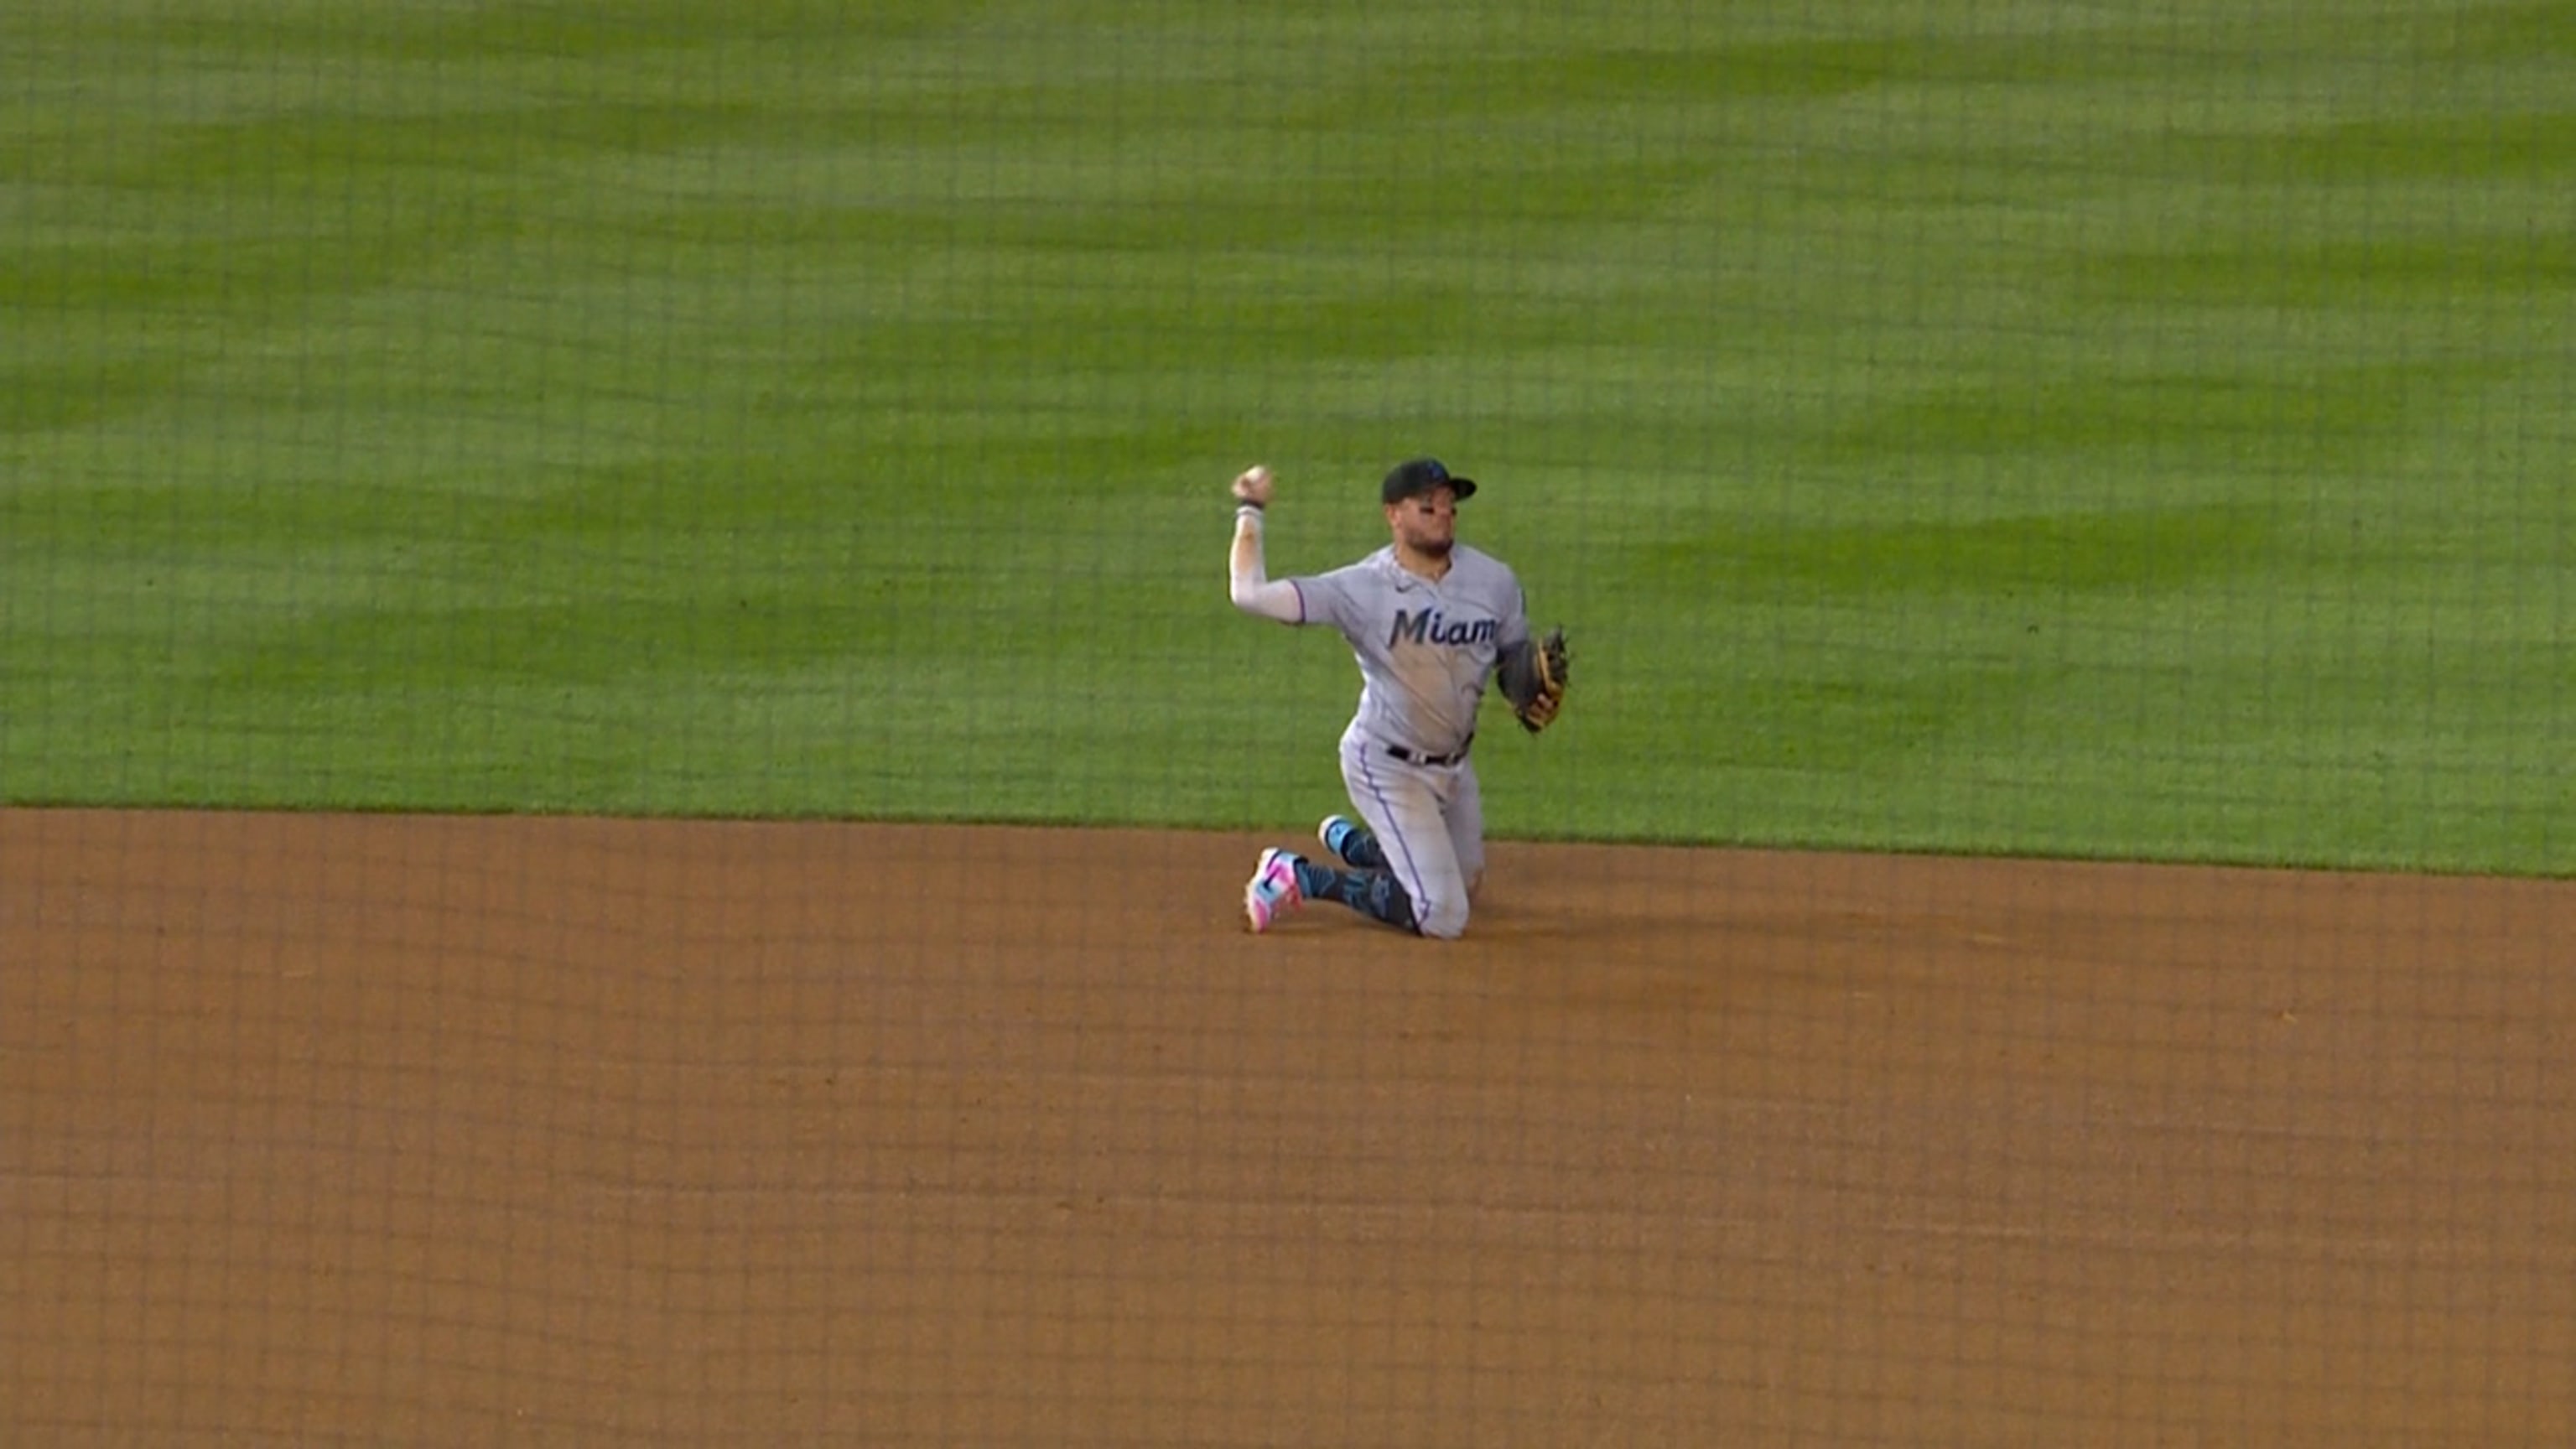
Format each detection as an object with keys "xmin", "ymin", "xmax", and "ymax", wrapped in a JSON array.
[{"xmin": 1243, "ymin": 848, "xmax": 1305, "ymax": 933}]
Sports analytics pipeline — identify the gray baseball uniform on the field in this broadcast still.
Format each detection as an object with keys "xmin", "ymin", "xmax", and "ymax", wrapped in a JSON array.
[{"xmin": 1233, "ymin": 529, "xmax": 1531, "ymax": 937}]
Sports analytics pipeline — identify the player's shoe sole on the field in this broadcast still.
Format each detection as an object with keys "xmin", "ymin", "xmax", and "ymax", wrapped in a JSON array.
[{"xmin": 1244, "ymin": 848, "xmax": 1305, "ymax": 934}]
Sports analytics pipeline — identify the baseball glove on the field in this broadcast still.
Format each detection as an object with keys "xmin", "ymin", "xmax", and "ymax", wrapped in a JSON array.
[{"xmin": 1498, "ymin": 627, "xmax": 1570, "ymax": 734}]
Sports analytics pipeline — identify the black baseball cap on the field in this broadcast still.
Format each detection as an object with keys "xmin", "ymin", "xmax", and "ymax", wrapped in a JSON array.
[{"xmin": 1381, "ymin": 457, "xmax": 1477, "ymax": 505}]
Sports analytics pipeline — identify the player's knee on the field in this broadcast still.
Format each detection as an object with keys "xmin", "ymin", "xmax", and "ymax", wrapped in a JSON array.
[{"xmin": 1416, "ymin": 894, "xmax": 1471, "ymax": 941}]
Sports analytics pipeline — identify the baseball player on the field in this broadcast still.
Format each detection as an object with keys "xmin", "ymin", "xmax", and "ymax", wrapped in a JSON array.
[{"xmin": 1226, "ymin": 457, "xmax": 1568, "ymax": 939}]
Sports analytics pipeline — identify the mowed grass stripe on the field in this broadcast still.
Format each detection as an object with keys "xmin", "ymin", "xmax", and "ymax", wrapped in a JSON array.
[{"xmin": 1, "ymin": 1, "xmax": 2568, "ymax": 871}]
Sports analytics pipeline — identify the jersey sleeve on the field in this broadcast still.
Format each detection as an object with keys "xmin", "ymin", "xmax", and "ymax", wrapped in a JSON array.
[
  {"xmin": 1497, "ymin": 570, "xmax": 1532, "ymax": 652},
  {"xmin": 1290, "ymin": 568, "xmax": 1351, "ymax": 630}
]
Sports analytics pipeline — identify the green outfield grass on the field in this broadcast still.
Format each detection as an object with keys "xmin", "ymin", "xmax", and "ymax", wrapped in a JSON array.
[{"xmin": 3, "ymin": 0, "xmax": 2569, "ymax": 873}]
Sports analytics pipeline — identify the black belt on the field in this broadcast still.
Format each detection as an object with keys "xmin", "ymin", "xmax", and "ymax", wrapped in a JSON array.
[{"xmin": 1384, "ymin": 736, "xmax": 1472, "ymax": 767}]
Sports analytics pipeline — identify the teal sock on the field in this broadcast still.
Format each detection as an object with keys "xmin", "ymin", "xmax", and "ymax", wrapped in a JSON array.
[
  {"xmin": 1291, "ymin": 860, "xmax": 1418, "ymax": 933},
  {"xmin": 1323, "ymin": 818, "xmax": 1387, "ymax": 871}
]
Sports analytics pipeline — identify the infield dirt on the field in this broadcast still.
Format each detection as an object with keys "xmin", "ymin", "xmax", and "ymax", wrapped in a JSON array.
[{"xmin": 6, "ymin": 810, "xmax": 2570, "ymax": 1445}]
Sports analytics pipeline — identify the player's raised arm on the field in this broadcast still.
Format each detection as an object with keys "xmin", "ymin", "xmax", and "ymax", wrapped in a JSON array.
[{"xmin": 1227, "ymin": 465, "xmax": 1304, "ymax": 624}]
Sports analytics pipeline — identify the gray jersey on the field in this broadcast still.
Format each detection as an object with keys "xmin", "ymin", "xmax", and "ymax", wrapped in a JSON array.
[{"xmin": 1291, "ymin": 544, "xmax": 1530, "ymax": 758}]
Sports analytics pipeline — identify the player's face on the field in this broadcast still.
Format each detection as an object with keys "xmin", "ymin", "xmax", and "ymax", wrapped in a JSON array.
[{"xmin": 1385, "ymin": 487, "xmax": 1457, "ymax": 556}]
